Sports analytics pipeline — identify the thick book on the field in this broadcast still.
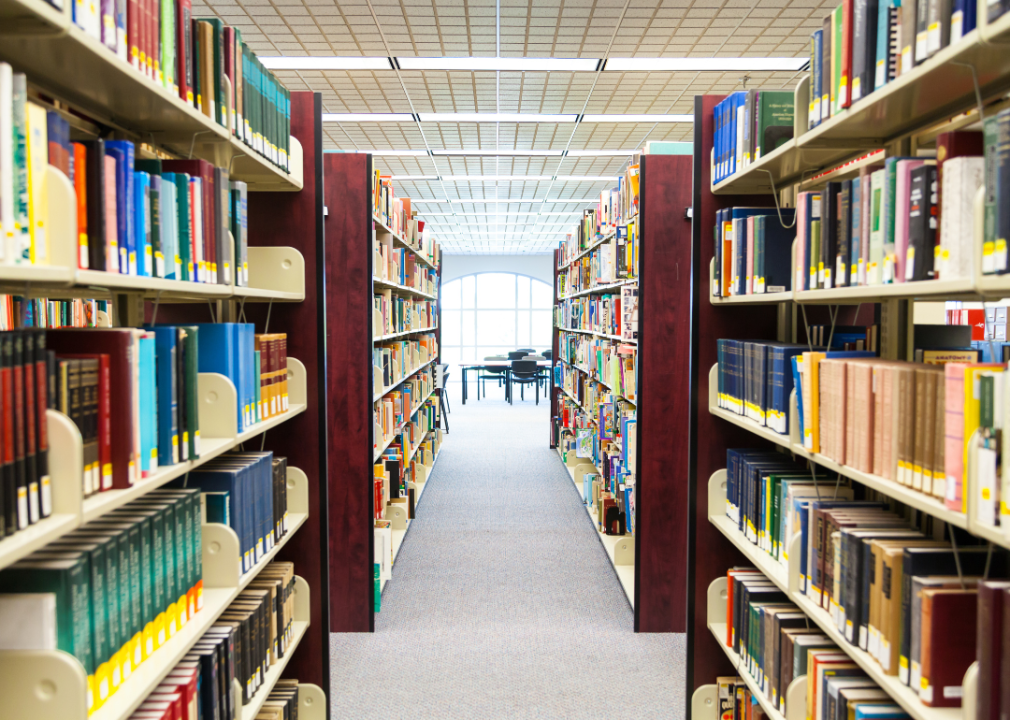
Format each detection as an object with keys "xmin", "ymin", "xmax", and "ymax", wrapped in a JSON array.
[
  {"xmin": 104, "ymin": 140, "xmax": 135, "ymax": 275},
  {"xmin": 920, "ymin": 588, "xmax": 976, "ymax": 707},
  {"xmin": 852, "ymin": 0, "xmax": 879, "ymax": 101},
  {"xmin": 905, "ymin": 164, "xmax": 937, "ymax": 281}
]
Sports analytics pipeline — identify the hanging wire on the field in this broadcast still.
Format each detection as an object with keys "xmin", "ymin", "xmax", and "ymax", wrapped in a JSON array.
[
  {"xmin": 149, "ymin": 289, "xmax": 164, "ymax": 326},
  {"xmin": 825, "ymin": 304, "xmax": 841, "ymax": 350},
  {"xmin": 949, "ymin": 529, "xmax": 967, "ymax": 590},
  {"xmin": 264, "ymin": 300, "xmax": 274, "ymax": 334},
  {"xmin": 759, "ymin": 170, "xmax": 798, "ymax": 229},
  {"xmin": 187, "ymin": 130, "xmax": 214, "ymax": 160},
  {"xmin": 207, "ymin": 301, "xmax": 217, "ymax": 323}
]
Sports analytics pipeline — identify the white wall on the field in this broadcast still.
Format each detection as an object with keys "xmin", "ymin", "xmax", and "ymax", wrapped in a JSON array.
[{"xmin": 441, "ymin": 254, "xmax": 554, "ymax": 286}]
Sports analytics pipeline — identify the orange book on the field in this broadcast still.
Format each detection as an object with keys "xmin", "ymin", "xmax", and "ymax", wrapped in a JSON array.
[{"xmin": 73, "ymin": 142, "xmax": 89, "ymax": 269}]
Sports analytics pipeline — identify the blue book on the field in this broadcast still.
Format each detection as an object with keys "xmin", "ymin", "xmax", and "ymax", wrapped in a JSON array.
[
  {"xmin": 105, "ymin": 140, "xmax": 135, "ymax": 274},
  {"xmin": 952, "ymin": 0, "xmax": 976, "ymax": 39},
  {"xmin": 730, "ymin": 207, "xmax": 781, "ymax": 295},
  {"xmin": 151, "ymin": 327, "xmax": 179, "ymax": 466},
  {"xmin": 160, "ymin": 174, "xmax": 177, "ymax": 280},
  {"xmin": 801, "ymin": 191, "xmax": 822, "ymax": 290},
  {"xmin": 191, "ymin": 323, "xmax": 239, "ymax": 430},
  {"xmin": 766, "ymin": 344, "xmax": 806, "ymax": 435},
  {"xmin": 714, "ymin": 101, "xmax": 724, "ymax": 182},
  {"xmin": 874, "ymin": 0, "xmax": 897, "ymax": 89},
  {"xmin": 134, "ymin": 171, "xmax": 150, "ymax": 277},
  {"xmin": 178, "ymin": 467, "xmax": 247, "ymax": 572},
  {"xmin": 791, "ymin": 355, "xmax": 805, "ymax": 442},
  {"xmin": 850, "ymin": 177, "xmax": 862, "ymax": 282},
  {"xmin": 238, "ymin": 324, "xmax": 255, "ymax": 430},
  {"xmin": 139, "ymin": 333, "xmax": 157, "ymax": 476},
  {"xmin": 754, "ymin": 210, "xmax": 796, "ymax": 293},
  {"xmin": 855, "ymin": 706, "xmax": 910, "ymax": 719}
]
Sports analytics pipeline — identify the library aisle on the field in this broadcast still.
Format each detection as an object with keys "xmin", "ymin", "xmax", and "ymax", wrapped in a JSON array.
[{"xmin": 330, "ymin": 395, "xmax": 685, "ymax": 719}]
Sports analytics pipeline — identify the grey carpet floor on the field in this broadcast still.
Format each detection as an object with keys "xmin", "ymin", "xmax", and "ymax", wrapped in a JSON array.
[{"xmin": 329, "ymin": 388, "xmax": 686, "ymax": 719}]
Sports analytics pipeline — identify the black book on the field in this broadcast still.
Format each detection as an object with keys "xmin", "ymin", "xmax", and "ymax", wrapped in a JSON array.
[
  {"xmin": 22, "ymin": 331, "xmax": 39, "ymax": 525},
  {"xmin": 842, "ymin": 529, "xmax": 921, "ymax": 647},
  {"xmin": 385, "ymin": 458, "xmax": 401, "ymax": 499},
  {"xmin": 852, "ymin": 0, "xmax": 879, "ymax": 101},
  {"xmin": 12, "ymin": 332, "xmax": 28, "ymax": 530},
  {"xmin": 31, "ymin": 330, "xmax": 49, "ymax": 519},
  {"xmin": 185, "ymin": 645, "xmax": 221, "ymax": 720},
  {"xmin": 82, "ymin": 139, "xmax": 107, "ymax": 272},
  {"xmin": 0, "ymin": 335, "xmax": 8, "ymax": 537},
  {"xmin": 907, "ymin": 164, "xmax": 938, "ymax": 281},
  {"xmin": 821, "ymin": 182, "xmax": 841, "ymax": 288},
  {"xmin": 837, "ymin": 180, "xmax": 852, "ymax": 287}
]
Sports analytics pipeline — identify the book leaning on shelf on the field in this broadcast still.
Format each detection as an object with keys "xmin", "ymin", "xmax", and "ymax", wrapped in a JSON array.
[{"xmin": 712, "ymin": 90, "xmax": 794, "ymax": 184}]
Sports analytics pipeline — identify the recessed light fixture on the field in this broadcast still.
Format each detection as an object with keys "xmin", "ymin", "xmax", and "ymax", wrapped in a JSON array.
[
  {"xmin": 554, "ymin": 176, "xmax": 621, "ymax": 181},
  {"xmin": 440, "ymin": 175, "xmax": 552, "ymax": 181},
  {"xmin": 418, "ymin": 212, "xmax": 583, "ymax": 216},
  {"xmin": 419, "ymin": 113, "xmax": 578, "ymax": 123},
  {"xmin": 604, "ymin": 57, "xmax": 809, "ymax": 72},
  {"xmin": 397, "ymin": 57, "xmax": 600, "ymax": 72},
  {"xmin": 432, "ymin": 150, "xmax": 564, "ymax": 157},
  {"xmin": 259, "ymin": 56, "xmax": 393, "ymax": 70},
  {"xmin": 365, "ymin": 149, "xmax": 430, "ymax": 156},
  {"xmin": 322, "ymin": 113, "xmax": 415, "ymax": 122},
  {"xmin": 581, "ymin": 114, "xmax": 693, "ymax": 123},
  {"xmin": 567, "ymin": 149, "xmax": 639, "ymax": 157},
  {"xmin": 389, "ymin": 175, "xmax": 440, "ymax": 180}
]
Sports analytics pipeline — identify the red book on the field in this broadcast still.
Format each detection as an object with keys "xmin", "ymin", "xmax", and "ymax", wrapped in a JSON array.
[
  {"xmin": 223, "ymin": 27, "xmax": 234, "ymax": 132},
  {"xmin": 23, "ymin": 333, "xmax": 38, "ymax": 525},
  {"xmin": 12, "ymin": 334, "xmax": 27, "ymax": 530},
  {"xmin": 1, "ymin": 334, "xmax": 15, "ymax": 535},
  {"xmin": 920, "ymin": 588, "xmax": 977, "ymax": 707},
  {"xmin": 839, "ymin": 0, "xmax": 853, "ymax": 110},
  {"xmin": 148, "ymin": 0, "xmax": 157, "ymax": 81},
  {"xmin": 175, "ymin": 0, "xmax": 193, "ymax": 105},
  {"xmin": 1003, "ymin": 589, "xmax": 1010, "ymax": 720},
  {"xmin": 128, "ymin": 0, "xmax": 140, "ymax": 72},
  {"xmin": 978, "ymin": 581, "xmax": 1010, "ymax": 720},
  {"xmin": 34, "ymin": 332, "xmax": 49, "ymax": 518},
  {"xmin": 48, "ymin": 330, "xmax": 138, "ymax": 490}
]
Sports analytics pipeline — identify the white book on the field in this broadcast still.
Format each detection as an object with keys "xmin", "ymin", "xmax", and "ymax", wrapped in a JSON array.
[
  {"xmin": 0, "ymin": 594, "xmax": 56, "ymax": 650},
  {"xmin": 940, "ymin": 156, "xmax": 983, "ymax": 280}
]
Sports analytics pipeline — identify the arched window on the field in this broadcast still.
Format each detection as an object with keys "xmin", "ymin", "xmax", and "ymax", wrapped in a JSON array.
[{"xmin": 441, "ymin": 272, "xmax": 554, "ymax": 372}]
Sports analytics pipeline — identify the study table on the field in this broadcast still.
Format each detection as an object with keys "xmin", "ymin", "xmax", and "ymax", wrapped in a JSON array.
[{"xmin": 458, "ymin": 360, "xmax": 552, "ymax": 404}]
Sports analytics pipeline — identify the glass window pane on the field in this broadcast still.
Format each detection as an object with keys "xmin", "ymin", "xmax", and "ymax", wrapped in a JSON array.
[
  {"xmin": 477, "ymin": 346, "xmax": 511, "ymax": 359},
  {"xmin": 531, "ymin": 309, "xmax": 553, "ymax": 347},
  {"xmin": 475, "ymin": 310, "xmax": 517, "ymax": 346},
  {"xmin": 517, "ymin": 310, "xmax": 530, "ymax": 347},
  {"xmin": 461, "ymin": 310, "xmax": 475, "ymax": 346},
  {"xmin": 441, "ymin": 279, "xmax": 462, "ymax": 309},
  {"xmin": 459, "ymin": 346, "xmax": 476, "ymax": 363},
  {"xmin": 462, "ymin": 275, "xmax": 476, "ymax": 309},
  {"xmin": 442, "ymin": 347, "xmax": 461, "ymax": 370},
  {"xmin": 517, "ymin": 276, "xmax": 531, "ymax": 308},
  {"xmin": 476, "ymin": 273, "xmax": 516, "ymax": 309},
  {"xmin": 532, "ymin": 279, "xmax": 553, "ymax": 308},
  {"xmin": 442, "ymin": 310, "xmax": 461, "ymax": 346}
]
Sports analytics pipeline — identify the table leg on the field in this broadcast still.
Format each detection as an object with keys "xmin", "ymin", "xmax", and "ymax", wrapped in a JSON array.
[{"xmin": 462, "ymin": 367, "xmax": 467, "ymax": 405}]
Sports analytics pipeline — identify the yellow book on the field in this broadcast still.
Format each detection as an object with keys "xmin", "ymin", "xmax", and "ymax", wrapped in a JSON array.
[
  {"xmin": 25, "ymin": 101, "xmax": 47, "ymax": 265},
  {"xmin": 961, "ymin": 364, "xmax": 1003, "ymax": 512},
  {"xmin": 804, "ymin": 351, "xmax": 826, "ymax": 453}
]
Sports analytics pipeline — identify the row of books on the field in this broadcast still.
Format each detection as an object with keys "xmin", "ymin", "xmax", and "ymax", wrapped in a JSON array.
[
  {"xmin": 62, "ymin": 2, "xmax": 290, "ymax": 171},
  {"xmin": 0, "ymin": 487, "xmax": 203, "ymax": 712},
  {"xmin": 0, "ymin": 83, "xmax": 255, "ymax": 283},
  {"xmin": 369, "ymin": 426, "xmax": 436, "ymax": 529},
  {"xmin": 0, "ymin": 297, "xmax": 106, "ymax": 330},
  {"xmin": 373, "ymin": 334, "xmax": 438, "ymax": 392},
  {"xmin": 806, "ymin": 0, "xmax": 1008, "ymax": 132},
  {"xmin": 558, "ymin": 332, "xmax": 637, "ymax": 401},
  {"xmin": 558, "ymin": 396, "xmax": 637, "ymax": 536},
  {"xmin": 555, "ymin": 291, "xmax": 629, "ymax": 340},
  {"xmin": 178, "ymin": 452, "xmax": 289, "ymax": 576},
  {"xmin": 721, "ymin": 457, "xmax": 1010, "ymax": 709},
  {"xmin": 557, "ymin": 222, "xmax": 638, "ymax": 297},
  {"xmin": 374, "ymin": 234, "xmax": 440, "ymax": 291},
  {"xmin": 373, "ymin": 372, "xmax": 435, "ymax": 450},
  {"xmin": 712, "ymin": 91, "xmax": 795, "ymax": 184},
  {"xmin": 557, "ymin": 166, "xmax": 640, "ymax": 266},
  {"xmin": 133, "ymin": 562, "xmax": 298, "ymax": 720},
  {"xmin": 372, "ymin": 290, "xmax": 437, "ymax": 338},
  {"xmin": 724, "ymin": 567, "xmax": 920, "ymax": 719},
  {"xmin": 712, "ymin": 207, "xmax": 795, "ymax": 297}
]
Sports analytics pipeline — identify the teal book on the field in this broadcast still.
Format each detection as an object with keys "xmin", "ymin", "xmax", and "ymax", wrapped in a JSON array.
[
  {"xmin": 374, "ymin": 563, "xmax": 381, "ymax": 612},
  {"xmin": 205, "ymin": 491, "xmax": 231, "ymax": 525},
  {"xmin": 139, "ymin": 333, "xmax": 157, "ymax": 476},
  {"xmin": 170, "ymin": 173, "xmax": 192, "ymax": 282},
  {"xmin": 0, "ymin": 556, "xmax": 94, "ymax": 675},
  {"xmin": 159, "ymin": 173, "xmax": 178, "ymax": 280},
  {"xmin": 151, "ymin": 327, "xmax": 179, "ymax": 467},
  {"xmin": 882, "ymin": 157, "xmax": 918, "ymax": 282}
]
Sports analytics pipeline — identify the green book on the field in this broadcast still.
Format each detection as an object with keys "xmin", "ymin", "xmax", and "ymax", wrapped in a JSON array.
[
  {"xmin": 160, "ymin": 0, "xmax": 175, "ymax": 92},
  {"xmin": 755, "ymin": 91, "xmax": 794, "ymax": 160},
  {"xmin": 981, "ymin": 374, "xmax": 995, "ymax": 429},
  {"xmin": 374, "ymin": 563, "xmax": 381, "ymax": 612},
  {"xmin": 205, "ymin": 491, "xmax": 231, "ymax": 525},
  {"xmin": 135, "ymin": 160, "xmax": 163, "ymax": 278},
  {"xmin": 43, "ymin": 539, "xmax": 120, "ymax": 659},
  {"xmin": 984, "ymin": 115, "xmax": 999, "ymax": 271},
  {"xmin": 171, "ymin": 174, "xmax": 192, "ymax": 282},
  {"xmin": 107, "ymin": 512, "xmax": 156, "ymax": 655},
  {"xmin": 111, "ymin": 508, "xmax": 166, "ymax": 620},
  {"xmin": 810, "ymin": 220, "xmax": 822, "ymax": 285},
  {"xmin": 178, "ymin": 326, "xmax": 201, "ymax": 459},
  {"xmin": 129, "ymin": 503, "xmax": 179, "ymax": 611},
  {"xmin": 196, "ymin": 19, "xmax": 226, "ymax": 127},
  {"xmin": 85, "ymin": 523, "xmax": 143, "ymax": 651},
  {"xmin": 0, "ymin": 557, "xmax": 94, "ymax": 675}
]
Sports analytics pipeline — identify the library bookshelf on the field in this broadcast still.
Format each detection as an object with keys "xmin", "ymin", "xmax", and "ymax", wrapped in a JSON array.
[
  {"xmin": 551, "ymin": 155, "xmax": 693, "ymax": 633},
  {"xmin": 323, "ymin": 152, "xmax": 443, "ymax": 632},
  {"xmin": 687, "ymin": 18, "xmax": 1010, "ymax": 713},
  {"xmin": 0, "ymin": 35, "xmax": 328, "ymax": 716}
]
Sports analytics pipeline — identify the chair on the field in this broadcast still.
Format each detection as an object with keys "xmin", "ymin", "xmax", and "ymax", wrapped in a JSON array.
[
  {"xmin": 507, "ymin": 351, "xmax": 529, "ymax": 360},
  {"xmin": 516, "ymin": 348, "xmax": 536, "ymax": 354},
  {"xmin": 477, "ymin": 355, "xmax": 508, "ymax": 400},
  {"xmin": 510, "ymin": 359, "xmax": 541, "ymax": 404},
  {"xmin": 541, "ymin": 350, "xmax": 552, "ymax": 360}
]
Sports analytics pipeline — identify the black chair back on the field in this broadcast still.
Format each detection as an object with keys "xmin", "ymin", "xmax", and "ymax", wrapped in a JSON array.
[
  {"xmin": 507, "ymin": 351, "xmax": 528, "ymax": 360},
  {"xmin": 542, "ymin": 350, "xmax": 553, "ymax": 360},
  {"xmin": 511, "ymin": 359, "xmax": 539, "ymax": 378},
  {"xmin": 516, "ymin": 348, "xmax": 536, "ymax": 353}
]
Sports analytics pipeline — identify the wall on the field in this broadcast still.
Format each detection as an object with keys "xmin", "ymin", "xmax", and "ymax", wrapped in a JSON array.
[{"xmin": 441, "ymin": 254, "xmax": 554, "ymax": 286}]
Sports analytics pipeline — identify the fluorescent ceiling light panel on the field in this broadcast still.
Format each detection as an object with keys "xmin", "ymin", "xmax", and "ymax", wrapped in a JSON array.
[
  {"xmin": 389, "ymin": 175, "xmax": 439, "ymax": 180},
  {"xmin": 322, "ymin": 113, "xmax": 414, "ymax": 122},
  {"xmin": 604, "ymin": 57, "xmax": 809, "ymax": 72},
  {"xmin": 432, "ymin": 150, "xmax": 564, "ymax": 157},
  {"xmin": 397, "ymin": 57, "xmax": 599, "ymax": 72},
  {"xmin": 259, "ymin": 56, "xmax": 392, "ymax": 70},
  {"xmin": 567, "ymin": 150, "xmax": 638, "ymax": 157},
  {"xmin": 554, "ymin": 176, "xmax": 620, "ymax": 181},
  {"xmin": 418, "ymin": 212, "xmax": 582, "ymax": 216},
  {"xmin": 419, "ymin": 113, "xmax": 577, "ymax": 123},
  {"xmin": 441, "ymin": 175, "xmax": 552, "ymax": 181},
  {"xmin": 581, "ymin": 114, "xmax": 693, "ymax": 123},
  {"xmin": 366, "ymin": 149, "xmax": 429, "ymax": 156}
]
